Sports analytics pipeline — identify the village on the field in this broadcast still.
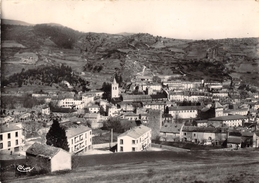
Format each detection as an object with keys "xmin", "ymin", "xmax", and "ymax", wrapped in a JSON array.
[{"xmin": 1, "ymin": 62, "xmax": 259, "ymax": 175}]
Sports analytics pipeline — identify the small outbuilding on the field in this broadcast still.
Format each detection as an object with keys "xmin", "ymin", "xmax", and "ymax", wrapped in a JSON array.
[{"xmin": 26, "ymin": 143, "xmax": 72, "ymax": 173}]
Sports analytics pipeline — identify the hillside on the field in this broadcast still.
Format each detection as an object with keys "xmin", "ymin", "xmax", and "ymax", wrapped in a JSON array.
[
  {"xmin": 2, "ymin": 20, "xmax": 259, "ymax": 89},
  {"xmin": 4, "ymin": 150, "xmax": 259, "ymax": 183},
  {"xmin": 2, "ymin": 19, "xmax": 33, "ymax": 26}
]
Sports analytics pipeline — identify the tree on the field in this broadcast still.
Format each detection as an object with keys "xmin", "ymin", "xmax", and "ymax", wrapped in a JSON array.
[
  {"xmin": 46, "ymin": 118, "xmax": 69, "ymax": 151},
  {"xmin": 103, "ymin": 117, "xmax": 123, "ymax": 133}
]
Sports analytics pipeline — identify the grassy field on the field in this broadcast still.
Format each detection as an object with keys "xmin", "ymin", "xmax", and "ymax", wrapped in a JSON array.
[{"xmin": 3, "ymin": 150, "xmax": 259, "ymax": 183}]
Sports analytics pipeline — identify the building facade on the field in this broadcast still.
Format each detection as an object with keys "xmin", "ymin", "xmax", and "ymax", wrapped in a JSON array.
[
  {"xmin": 168, "ymin": 106, "xmax": 198, "ymax": 119},
  {"xmin": 26, "ymin": 143, "xmax": 71, "ymax": 173},
  {"xmin": 66, "ymin": 125, "xmax": 92, "ymax": 154},
  {"xmin": 111, "ymin": 78, "xmax": 119, "ymax": 98},
  {"xmin": 0, "ymin": 123, "xmax": 24, "ymax": 152},
  {"xmin": 117, "ymin": 125, "xmax": 151, "ymax": 152}
]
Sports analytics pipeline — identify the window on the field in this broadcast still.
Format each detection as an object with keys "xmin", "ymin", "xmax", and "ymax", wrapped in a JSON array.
[
  {"xmin": 0, "ymin": 143, "xmax": 3, "ymax": 149},
  {"xmin": 15, "ymin": 132, "xmax": 18, "ymax": 137},
  {"xmin": 16, "ymin": 140, "xmax": 18, "ymax": 145},
  {"xmin": 120, "ymin": 146, "xmax": 123, "ymax": 152},
  {"xmin": 71, "ymin": 139, "xmax": 73, "ymax": 144},
  {"xmin": 194, "ymin": 134, "xmax": 196, "ymax": 137},
  {"xmin": 8, "ymin": 141, "xmax": 11, "ymax": 147},
  {"xmin": 132, "ymin": 140, "xmax": 135, "ymax": 144},
  {"xmin": 184, "ymin": 133, "xmax": 186, "ymax": 136},
  {"xmin": 120, "ymin": 139, "xmax": 123, "ymax": 144},
  {"xmin": 132, "ymin": 147, "xmax": 135, "ymax": 151},
  {"xmin": 85, "ymin": 133, "xmax": 87, "ymax": 138},
  {"xmin": 0, "ymin": 134, "xmax": 2, "ymax": 141},
  {"xmin": 8, "ymin": 133, "xmax": 11, "ymax": 139}
]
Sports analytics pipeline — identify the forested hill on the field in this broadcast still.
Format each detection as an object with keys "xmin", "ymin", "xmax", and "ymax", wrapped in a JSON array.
[
  {"xmin": 1, "ymin": 23, "xmax": 83, "ymax": 49},
  {"xmin": 2, "ymin": 19, "xmax": 259, "ymax": 87},
  {"xmin": 2, "ymin": 64, "xmax": 89, "ymax": 90}
]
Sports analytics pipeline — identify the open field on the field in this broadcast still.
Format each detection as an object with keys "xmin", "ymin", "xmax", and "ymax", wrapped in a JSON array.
[{"xmin": 2, "ymin": 150, "xmax": 259, "ymax": 183}]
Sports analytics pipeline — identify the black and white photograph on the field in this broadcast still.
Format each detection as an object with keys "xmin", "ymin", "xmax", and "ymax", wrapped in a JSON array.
[{"xmin": 1, "ymin": 0, "xmax": 259, "ymax": 182}]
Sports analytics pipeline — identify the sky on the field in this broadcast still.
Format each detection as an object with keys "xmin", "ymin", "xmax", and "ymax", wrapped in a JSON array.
[{"xmin": 2, "ymin": 0, "xmax": 259, "ymax": 39}]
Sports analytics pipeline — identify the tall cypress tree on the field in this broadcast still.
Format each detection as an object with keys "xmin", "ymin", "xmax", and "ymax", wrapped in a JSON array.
[{"xmin": 46, "ymin": 118, "xmax": 69, "ymax": 151}]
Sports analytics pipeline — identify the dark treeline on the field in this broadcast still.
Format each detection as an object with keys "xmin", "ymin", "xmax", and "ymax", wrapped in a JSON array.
[
  {"xmin": 2, "ymin": 64, "xmax": 89, "ymax": 89},
  {"xmin": 1, "ymin": 95, "xmax": 45, "ymax": 109}
]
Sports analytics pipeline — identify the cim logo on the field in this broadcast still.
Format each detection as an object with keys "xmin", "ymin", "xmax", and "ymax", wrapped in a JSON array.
[{"xmin": 16, "ymin": 165, "xmax": 34, "ymax": 173}]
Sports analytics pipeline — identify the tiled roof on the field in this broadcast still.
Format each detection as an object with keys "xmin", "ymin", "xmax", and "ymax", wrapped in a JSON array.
[
  {"xmin": 225, "ymin": 108, "xmax": 249, "ymax": 113},
  {"xmin": 84, "ymin": 113, "xmax": 100, "ymax": 117},
  {"xmin": 0, "ymin": 123, "xmax": 22, "ymax": 133},
  {"xmin": 123, "ymin": 94, "xmax": 152, "ymax": 99},
  {"xmin": 214, "ymin": 102, "xmax": 223, "ymax": 108},
  {"xmin": 118, "ymin": 125, "xmax": 151, "ymax": 139},
  {"xmin": 160, "ymin": 123, "xmax": 183, "ymax": 134},
  {"xmin": 196, "ymin": 120, "xmax": 208, "ymax": 123},
  {"xmin": 26, "ymin": 143, "xmax": 61, "ymax": 159},
  {"xmin": 209, "ymin": 115, "xmax": 247, "ymax": 121},
  {"xmin": 89, "ymin": 105, "xmax": 99, "ymax": 108},
  {"xmin": 66, "ymin": 125, "xmax": 91, "ymax": 138},
  {"xmin": 169, "ymin": 106, "xmax": 199, "ymax": 111},
  {"xmin": 241, "ymin": 131, "xmax": 253, "ymax": 137},
  {"xmin": 182, "ymin": 126, "xmax": 224, "ymax": 133}
]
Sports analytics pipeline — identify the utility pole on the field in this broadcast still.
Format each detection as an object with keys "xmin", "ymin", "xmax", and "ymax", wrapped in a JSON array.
[{"xmin": 110, "ymin": 128, "xmax": 113, "ymax": 148}]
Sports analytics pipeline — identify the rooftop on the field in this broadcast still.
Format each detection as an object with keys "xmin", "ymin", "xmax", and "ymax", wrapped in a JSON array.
[
  {"xmin": 209, "ymin": 115, "xmax": 247, "ymax": 121},
  {"xmin": 66, "ymin": 125, "xmax": 91, "ymax": 138},
  {"xmin": 118, "ymin": 125, "xmax": 151, "ymax": 139},
  {"xmin": 160, "ymin": 123, "xmax": 183, "ymax": 133},
  {"xmin": 26, "ymin": 143, "xmax": 62, "ymax": 159},
  {"xmin": 168, "ymin": 106, "xmax": 199, "ymax": 111},
  {"xmin": 225, "ymin": 108, "xmax": 249, "ymax": 113},
  {"xmin": 0, "ymin": 123, "xmax": 22, "ymax": 133},
  {"xmin": 182, "ymin": 126, "xmax": 226, "ymax": 133},
  {"xmin": 88, "ymin": 105, "xmax": 99, "ymax": 108}
]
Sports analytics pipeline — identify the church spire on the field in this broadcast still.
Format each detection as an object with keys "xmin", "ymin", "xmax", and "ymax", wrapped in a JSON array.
[{"xmin": 113, "ymin": 77, "xmax": 117, "ymax": 84}]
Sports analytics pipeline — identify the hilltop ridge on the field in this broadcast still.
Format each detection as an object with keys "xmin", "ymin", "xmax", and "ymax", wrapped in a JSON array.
[{"xmin": 2, "ymin": 19, "xmax": 259, "ymax": 88}]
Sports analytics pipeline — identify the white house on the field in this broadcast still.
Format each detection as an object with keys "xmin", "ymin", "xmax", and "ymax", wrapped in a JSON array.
[
  {"xmin": 26, "ymin": 143, "xmax": 71, "ymax": 172},
  {"xmin": 108, "ymin": 105, "xmax": 121, "ymax": 117},
  {"xmin": 224, "ymin": 108, "xmax": 249, "ymax": 116},
  {"xmin": 169, "ymin": 92, "xmax": 185, "ymax": 101},
  {"xmin": 208, "ymin": 115, "xmax": 248, "ymax": 127},
  {"xmin": 88, "ymin": 105, "xmax": 100, "ymax": 113},
  {"xmin": 57, "ymin": 98, "xmax": 84, "ymax": 109},
  {"xmin": 117, "ymin": 125, "xmax": 151, "ymax": 152},
  {"xmin": 66, "ymin": 125, "xmax": 92, "ymax": 154},
  {"xmin": 168, "ymin": 106, "xmax": 198, "ymax": 119},
  {"xmin": 0, "ymin": 123, "xmax": 24, "ymax": 152},
  {"xmin": 56, "ymin": 94, "xmax": 94, "ymax": 110},
  {"xmin": 123, "ymin": 112, "xmax": 140, "ymax": 121},
  {"xmin": 142, "ymin": 101, "xmax": 165, "ymax": 111},
  {"xmin": 42, "ymin": 106, "xmax": 50, "ymax": 115}
]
